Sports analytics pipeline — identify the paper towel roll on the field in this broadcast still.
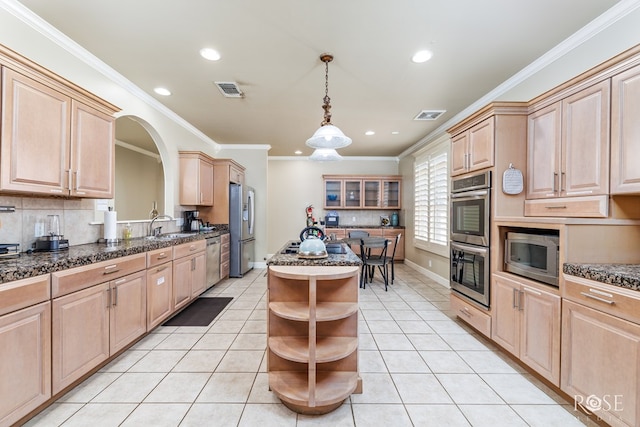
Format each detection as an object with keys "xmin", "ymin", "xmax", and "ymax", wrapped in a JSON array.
[{"xmin": 104, "ymin": 210, "xmax": 117, "ymax": 242}]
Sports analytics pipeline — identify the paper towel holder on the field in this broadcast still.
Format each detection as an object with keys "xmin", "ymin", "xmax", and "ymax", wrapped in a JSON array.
[{"xmin": 104, "ymin": 207, "xmax": 119, "ymax": 244}]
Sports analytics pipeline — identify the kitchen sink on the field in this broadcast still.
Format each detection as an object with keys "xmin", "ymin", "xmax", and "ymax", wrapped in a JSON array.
[{"xmin": 145, "ymin": 233, "xmax": 195, "ymax": 241}]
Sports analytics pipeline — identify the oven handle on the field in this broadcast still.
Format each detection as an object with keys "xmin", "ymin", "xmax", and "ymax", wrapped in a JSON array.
[
  {"xmin": 450, "ymin": 241, "xmax": 489, "ymax": 256},
  {"xmin": 451, "ymin": 189, "xmax": 489, "ymax": 199}
]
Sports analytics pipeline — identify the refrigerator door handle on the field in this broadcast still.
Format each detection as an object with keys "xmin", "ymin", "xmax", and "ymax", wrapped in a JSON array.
[{"xmin": 248, "ymin": 190, "xmax": 255, "ymax": 235}]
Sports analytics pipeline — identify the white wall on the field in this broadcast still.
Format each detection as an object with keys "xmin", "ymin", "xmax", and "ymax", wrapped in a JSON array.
[
  {"xmin": 114, "ymin": 145, "xmax": 164, "ymax": 221},
  {"xmin": 267, "ymin": 157, "xmax": 400, "ymax": 255}
]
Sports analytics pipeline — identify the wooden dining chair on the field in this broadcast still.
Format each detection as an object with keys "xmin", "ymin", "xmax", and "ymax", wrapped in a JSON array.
[{"xmin": 359, "ymin": 237, "xmax": 390, "ymax": 291}]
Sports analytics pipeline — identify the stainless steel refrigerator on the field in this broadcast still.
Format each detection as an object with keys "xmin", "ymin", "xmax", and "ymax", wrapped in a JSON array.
[{"xmin": 229, "ymin": 184, "xmax": 255, "ymax": 277}]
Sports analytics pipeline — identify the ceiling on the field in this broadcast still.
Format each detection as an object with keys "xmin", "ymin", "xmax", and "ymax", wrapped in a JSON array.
[{"xmin": 18, "ymin": 0, "xmax": 622, "ymax": 157}]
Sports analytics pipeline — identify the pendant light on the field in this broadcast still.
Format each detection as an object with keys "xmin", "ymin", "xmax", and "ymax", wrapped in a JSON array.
[
  {"xmin": 309, "ymin": 148, "xmax": 343, "ymax": 162},
  {"xmin": 307, "ymin": 54, "xmax": 352, "ymax": 158}
]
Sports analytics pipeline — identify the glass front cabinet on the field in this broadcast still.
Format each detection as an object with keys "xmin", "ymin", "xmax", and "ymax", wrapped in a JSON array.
[{"xmin": 323, "ymin": 175, "xmax": 401, "ymax": 209}]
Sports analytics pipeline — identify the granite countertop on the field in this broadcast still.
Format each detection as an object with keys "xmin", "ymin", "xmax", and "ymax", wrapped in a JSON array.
[
  {"xmin": 0, "ymin": 227, "xmax": 229, "ymax": 284},
  {"xmin": 267, "ymin": 240, "xmax": 362, "ymax": 267},
  {"xmin": 325, "ymin": 225, "xmax": 405, "ymax": 229},
  {"xmin": 563, "ymin": 263, "xmax": 640, "ymax": 292}
]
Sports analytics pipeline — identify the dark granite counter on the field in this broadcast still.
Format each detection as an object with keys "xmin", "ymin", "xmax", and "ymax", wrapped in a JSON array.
[
  {"xmin": 268, "ymin": 240, "xmax": 362, "ymax": 267},
  {"xmin": 325, "ymin": 225, "xmax": 405, "ymax": 229},
  {"xmin": 563, "ymin": 263, "xmax": 640, "ymax": 292},
  {"xmin": 0, "ymin": 227, "xmax": 229, "ymax": 284}
]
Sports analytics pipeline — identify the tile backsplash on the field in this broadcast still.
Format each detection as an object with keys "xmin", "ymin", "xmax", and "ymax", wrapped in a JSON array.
[
  {"xmin": 320, "ymin": 209, "xmax": 402, "ymax": 227},
  {"xmin": 0, "ymin": 195, "xmax": 182, "ymax": 252}
]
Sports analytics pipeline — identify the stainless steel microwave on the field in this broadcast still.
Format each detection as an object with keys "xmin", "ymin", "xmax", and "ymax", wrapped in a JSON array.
[{"xmin": 504, "ymin": 232, "xmax": 559, "ymax": 287}]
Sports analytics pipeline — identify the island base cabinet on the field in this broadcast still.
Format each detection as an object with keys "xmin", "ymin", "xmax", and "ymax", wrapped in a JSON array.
[
  {"xmin": 267, "ymin": 266, "xmax": 360, "ymax": 415},
  {"xmin": 561, "ymin": 300, "xmax": 640, "ymax": 427},
  {"xmin": 0, "ymin": 302, "xmax": 51, "ymax": 427}
]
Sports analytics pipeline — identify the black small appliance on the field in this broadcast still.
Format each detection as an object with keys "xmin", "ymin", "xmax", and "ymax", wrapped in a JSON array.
[{"xmin": 183, "ymin": 210, "xmax": 202, "ymax": 232}]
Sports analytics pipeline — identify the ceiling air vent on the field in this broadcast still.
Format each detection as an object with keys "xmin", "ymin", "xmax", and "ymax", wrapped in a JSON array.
[
  {"xmin": 214, "ymin": 81, "xmax": 244, "ymax": 98},
  {"xmin": 414, "ymin": 110, "xmax": 446, "ymax": 121}
]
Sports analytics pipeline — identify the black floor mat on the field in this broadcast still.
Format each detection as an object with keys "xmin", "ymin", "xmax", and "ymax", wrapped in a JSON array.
[{"xmin": 162, "ymin": 297, "xmax": 233, "ymax": 327}]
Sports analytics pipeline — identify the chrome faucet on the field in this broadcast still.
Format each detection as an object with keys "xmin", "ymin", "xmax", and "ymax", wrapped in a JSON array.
[{"xmin": 148, "ymin": 214, "xmax": 174, "ymax": 237}]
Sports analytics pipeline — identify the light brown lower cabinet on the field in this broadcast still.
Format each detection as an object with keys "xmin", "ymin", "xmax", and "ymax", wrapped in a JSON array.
[
  {"xmin": 491, "ymin": 273, "xmax": 560, "ymax": 385},
  {"xmin": 147, "ymin": 260, "xmax": 173, "ymax": 330},
  {"xmin": 52, "ymin": 270, "xmax": 147, "ymax": 394},
  {"xmin": 561, "ymin": 299, "xmax": 640, "ymax": 427},
  {"xmin": 450, "ymin": 293, "xmax": 491, "ymax": 338},
  {"xmin": 173, "ymin": 241, "xmax": 206, "ymax": 310},
  {"xmin": 220, "ymin": 233, "xmax": 230, "ymax": 280},
  {"xmin": 0, "ymin": 301, "xmax": 51, "ymax": 426}
]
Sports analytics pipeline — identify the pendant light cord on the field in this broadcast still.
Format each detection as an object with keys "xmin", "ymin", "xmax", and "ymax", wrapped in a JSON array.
[{"xmin": 321, "ymin": 55, "xmax": 332, "ymax": 126}]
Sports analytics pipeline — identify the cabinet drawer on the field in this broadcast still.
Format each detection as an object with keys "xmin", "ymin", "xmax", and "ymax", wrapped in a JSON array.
[
  {"xmin": 450, "ymin": 293, "xmax": 491, "ymax": 338},
  {"xmin": 220, "ymin": 233, "xmax": 230, "ymax": 244},
  {"xmin": 524, "ymin": 195, "xmax": 607, "ymax": 217},
  {"xmin": 221, "ymin": 241, "xmax": 230, "ymax": 255},
  {"xmin": 563, "ymin": 274, "xmax": 640, "ymax": 324},
  {"xmin": 220, "ymin": 260, "xmax": 230, "ymax": 277},
  {"xmin": 174, "ymin": 239, "xmax": 206, "ymax": 259},
  {"xmin": 220, "ymin": 251, "xmax": 230, "ymax": 263},
  {"xmin": 52, "ymin": 253, "xmax": 146, "ymax": 298},
  {"xmin": 0, "ymin": 274, "xmax": 50, "ymax": 316},
  {"xmin": 147, "ymin": 247, "xmax": 173, "ymax": 268}
]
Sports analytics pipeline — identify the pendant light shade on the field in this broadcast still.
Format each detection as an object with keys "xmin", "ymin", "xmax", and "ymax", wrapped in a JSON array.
[
  {"xmin": 306, "ymin": 124, "xmax": 352, "ymax": 149},
  {"xmin": 306, "ymin": 53, "xmax": 351, "ymax": 156},
  {"xmin": 309, "ymin": 148, "xmax": 343, "ymax": 162}
]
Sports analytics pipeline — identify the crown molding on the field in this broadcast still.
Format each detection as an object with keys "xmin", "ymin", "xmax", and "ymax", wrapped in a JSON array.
[
  {"xmin": 1, "ymin": 0, "xmax": 220, "ymax": 150},
  {"xmin": 219, "ymin": 144, "xmax": 272, "ymax": 151},
  {"xmin": 269, "ymin": 156, "xmax": 399, "ymax": 162},
  {"xmin": 399, "ymin": 0, "xmax": 640, "ymax": 160}
]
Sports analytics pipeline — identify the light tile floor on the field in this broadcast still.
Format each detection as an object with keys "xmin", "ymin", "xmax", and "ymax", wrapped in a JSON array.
[{"xmin": 25, "ymin": 265, "xmax": 596, "ymax": 427}]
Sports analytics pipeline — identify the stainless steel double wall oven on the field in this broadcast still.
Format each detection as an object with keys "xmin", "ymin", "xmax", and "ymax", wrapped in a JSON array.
[{"xmin": 450, "ymin": 171, "xmax": 491, "ymax": 307}]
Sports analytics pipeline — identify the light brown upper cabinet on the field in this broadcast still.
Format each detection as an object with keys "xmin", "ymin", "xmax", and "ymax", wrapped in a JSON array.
[
  {"xmin": 179, "ymin": 151, "xmax": 214, "ymax": 206},
  {"xmin": 527, "ymin": 81, "xmax": 610, "ymax": 200},
  {"xmin": 450, "ymin": 117, "xmax": 494, "ymax": 176},
  {"xmin": 323, "ymin": 175, "xmax": 401, "ymax": 209},
  {"xmin": 0, "ymin": 67, "xmax": 115, "ymax": 198},
  {"xmin": 611, "ymin": 63, "xmax": 640, "ymax": 194},
  {"xmin": 209, "ymin": 158, "xmax": 246, "ymax": 224}
]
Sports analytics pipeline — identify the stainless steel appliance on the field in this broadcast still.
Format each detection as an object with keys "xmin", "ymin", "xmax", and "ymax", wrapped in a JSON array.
[
  {"xmin": 206, "ymin": 235, "xmax": 221, "ymax": 287},
  {"xmin": 450, "ymin": 241, "xmax": 490, "ymax": 307},
  {"xmin": 450, "ymin": 171, "xmax": 491, "ymax": 247},
  {"xmin": 505, "ymin": 231, "xmax": 560, "ymax": 286},
  {"xmin": 229, "ymin": 184, "xmax": 255, "ymax": 277},
  {"xmin": 450, "ymin": 171, "xmax": 491, "ymax": 307}
]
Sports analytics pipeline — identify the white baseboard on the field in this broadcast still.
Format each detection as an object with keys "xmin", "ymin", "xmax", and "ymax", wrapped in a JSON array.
[
  {"xmin": 403, "ymin": 259, "xmax": 450, "ymax": 289},
  {"xmin": 252, "ymin": 261, "xmax": 268, "ymax": 269}
]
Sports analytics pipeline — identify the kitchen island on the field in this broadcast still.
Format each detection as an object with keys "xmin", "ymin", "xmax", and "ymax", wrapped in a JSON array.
[{"xmin": 266, "ymin": 241, "xmax": 362, "ymax": 414}]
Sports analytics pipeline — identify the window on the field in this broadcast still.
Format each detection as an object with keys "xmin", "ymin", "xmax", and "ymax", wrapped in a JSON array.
[{"xmin": 414, "ymin": 139, "xmax": 448, "ymax": 256}]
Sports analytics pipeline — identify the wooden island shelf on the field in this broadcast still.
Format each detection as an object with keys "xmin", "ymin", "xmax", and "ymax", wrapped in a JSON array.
[{"xmin": 267, "ymin": 264, "xmax": 361, "ymax": 415}]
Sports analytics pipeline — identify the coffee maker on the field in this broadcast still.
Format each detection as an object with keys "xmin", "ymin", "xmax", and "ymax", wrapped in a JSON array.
[{"xmin": 183, "ymin": 210, "xmax": 203, "ymax": 232}]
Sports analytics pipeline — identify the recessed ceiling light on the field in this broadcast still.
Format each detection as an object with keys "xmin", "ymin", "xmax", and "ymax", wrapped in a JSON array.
[
  {"xmin": 294, "ymin": 150, "xmax": 302, "ymax": 155},
  {"xmin": 391, "ymin": 131, "xmax": 400, "ymax": 135},
  {"xmin": 200, "ymin": 48, "xmax": 221, "ymax": 61},
  {"xmin": 154, "ymin": 87, "xmax": 171, "ymax": 96},
  {"xmin": 411, "ymin": 50, "xmax": 433, "ymax": 63},
  {"xmin": 365, "ymin": 131, "xmax": 375, "ymax": 136}
]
